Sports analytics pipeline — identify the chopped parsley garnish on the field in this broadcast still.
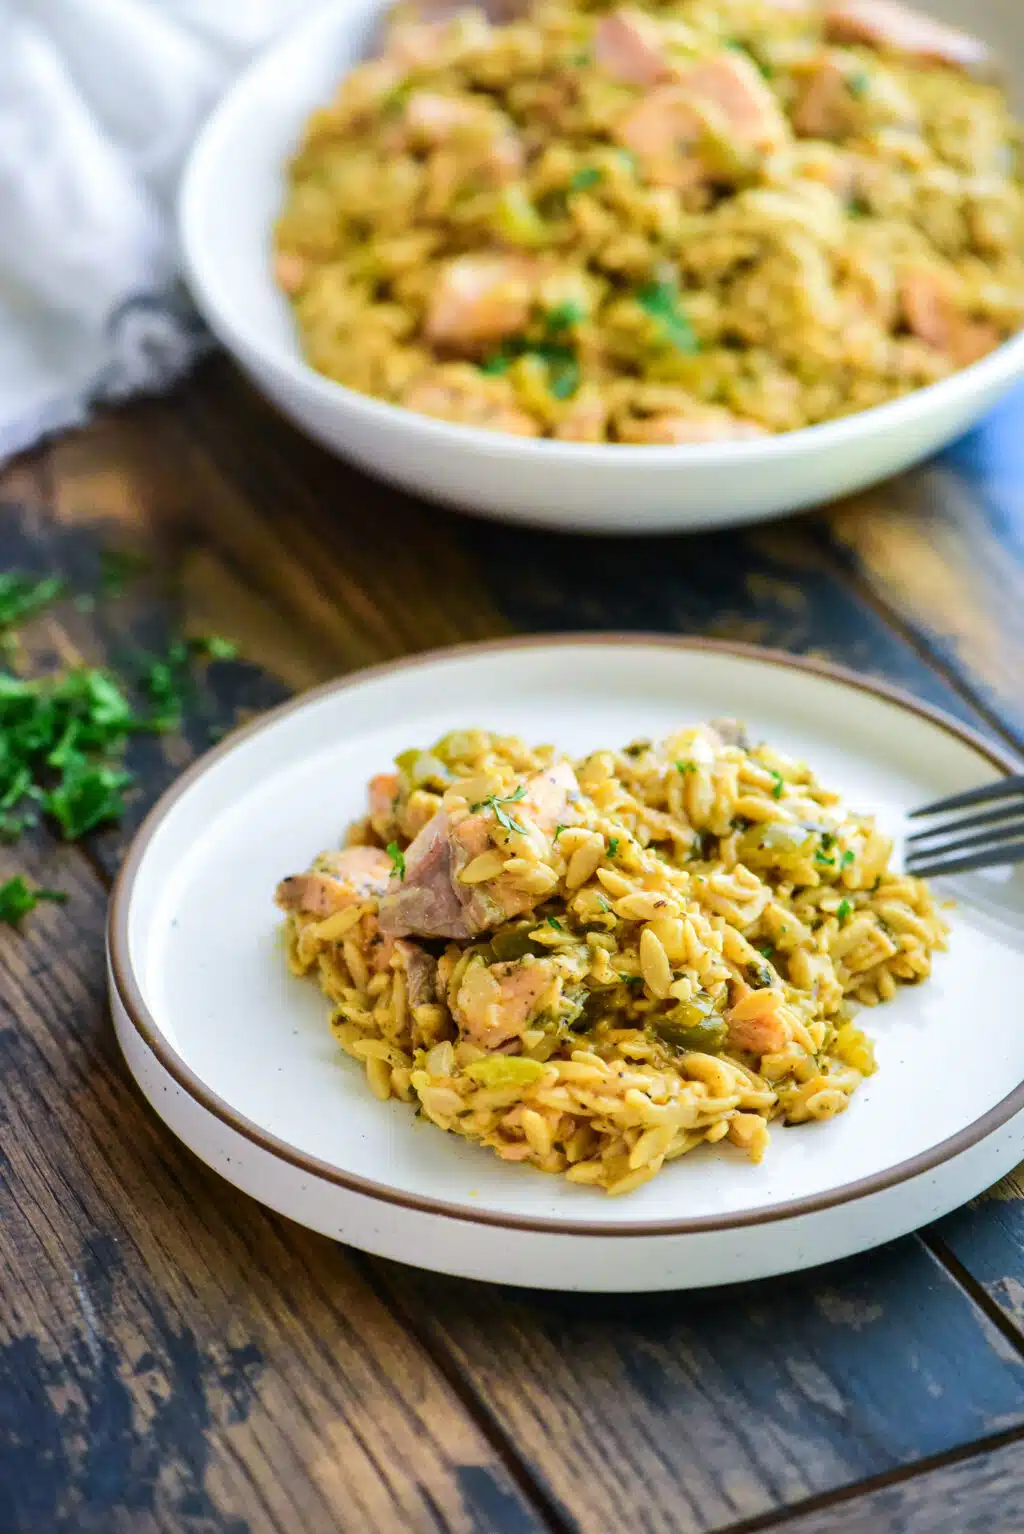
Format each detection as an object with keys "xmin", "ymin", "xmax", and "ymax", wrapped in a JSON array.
[
  {"xmin": 758, "ymin": 945, "xmax": 774, "ymax": 959},
  {"xmin": 636, "ymin": 280, "xmax": 700, "ymax": 355},
  {"xmin": 0, "ymin": 573, "xmax": 64, "ymax": 631},
  {"xmin": 820, "ymin": 831, "xmax": 836, "ymax": 850},
  {"xmin": 548, "ymin": 355, "xmax": 581, "ymax": 400},
  {"xmin": 768, "ymin": 769, "xmax": 785, "ymax": 801},
  {"xmin": 836, "ymin": 898, "xmax": 853, "ymax": 925},
  {"xmin": 607, "ymin": 837, "xmax": 620, "ymax": 858},
  {"xmin": 553, "ymin": 823, "xmax": 566, "ymax": 842},
  {"xmin": 472, "ymin": 783, "xmax": 529, "ymax": 835},
  {"xmin": 479, "ymin": 338, "xmax": 581, "ymax": 400},
  {"xmin": 546, "ymin": 916, "xmax": 564, "ymax": 932},
  {"xmin": 841, "ymin": 849, "xmax": 856, "ymax": 868},
  {"xmin": 386, "ymin": 842, "xmax": 406, "ymax": 880},
  {"xmin": 544, "ymin": 300, "xmax": 586, "ymax": 333},
  {"xmin": 0, "ymin": 875, "xmax": 67, "ymax": 926},
  {"xmin": 676, "ymin": 759, "xmax": 697, "ymax": 775},
  {"xmin": 814, "ymin": 850, "xmax": 836, "ymax": 867},
  {"xmin": 847, "ymin": 70, "xmax": 870, "ymax": 98},
  {"xmin": 569, "ymin": 166, "xmax": 602, "ymax": 193},
  {"xmin": 595, "ymin": 894, "xmax": 613, "ymax": 913},
  {"xmin": 847, "ymin": 194, "xmax": 871, "ymax": 219},
  {"xmin": 619, "ymin": 973, "xmax": 644, "ymax": 986}
]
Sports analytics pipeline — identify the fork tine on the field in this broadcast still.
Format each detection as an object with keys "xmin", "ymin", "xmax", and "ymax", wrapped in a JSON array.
[
  {"xmin": 906, "ymin": 839, "xmax": 1024, "ymax": 879},
  {"xmin": 908, "ymin": 773, "xmax": 1024, "ymax": 819},
  {"xmin": 907, "ymin": 800, "xmax": 1024, "ymax": 844},
  {"xmin": 906, "ymin": 816, "xmax": 1024, "ymax": 863}
]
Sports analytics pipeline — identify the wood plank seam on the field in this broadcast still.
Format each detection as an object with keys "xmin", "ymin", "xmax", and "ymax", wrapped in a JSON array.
[
  {"xmin": 348, "ymin": 1252, "xmax": 582, "ymax": 1534},
  {"xmin": 813, "ymin": 525, "xmax": 1024, "ymax": 755},
  {"xmin": 695, "ymin": 1423, "xmax": 1024, "ymax": 1534},
  {"xmin": 921, "ymin": 1230, "xmax": 1024, "ymax": 1365}
]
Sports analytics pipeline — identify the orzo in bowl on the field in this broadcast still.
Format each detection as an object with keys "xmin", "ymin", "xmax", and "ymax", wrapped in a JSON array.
[{"xmin": 273, "ymin": 0, "xmax": 1024, "ymax": 443}]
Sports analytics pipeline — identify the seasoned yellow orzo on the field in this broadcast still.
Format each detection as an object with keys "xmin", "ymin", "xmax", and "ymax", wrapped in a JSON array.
[
  {"xmin": 275, "ymin": 722, "xmax": 947, "ymax": 1193},
  {"xmin": 274, "ymin": 0, "xmax": 1024, "ymax": 441}
]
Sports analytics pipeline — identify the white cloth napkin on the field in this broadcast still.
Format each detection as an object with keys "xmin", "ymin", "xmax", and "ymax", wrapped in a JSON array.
[{"xmin": 0, "ymin": 0, "xmax": 320, "ymax": 463}]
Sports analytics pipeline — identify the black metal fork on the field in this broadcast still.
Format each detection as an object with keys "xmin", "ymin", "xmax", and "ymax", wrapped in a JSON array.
[{"xmin": 905, "ymin": 774, "xmax": 1024, "ymax": 878}]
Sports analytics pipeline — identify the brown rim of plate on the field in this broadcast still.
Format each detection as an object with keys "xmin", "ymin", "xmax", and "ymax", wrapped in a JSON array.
[{"xmin": 108, "ymin": 634, "xmax": 1024, "ymax": 1239}]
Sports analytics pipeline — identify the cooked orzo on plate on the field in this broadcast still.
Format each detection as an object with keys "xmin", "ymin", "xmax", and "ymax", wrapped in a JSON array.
[
  {"xmin": 273, "ymin": 0, "xmax": 1024, "ymax": 443},
  {"xmin": 275, "ymin": 723, "xmax": 947, "ymax": 1194}
]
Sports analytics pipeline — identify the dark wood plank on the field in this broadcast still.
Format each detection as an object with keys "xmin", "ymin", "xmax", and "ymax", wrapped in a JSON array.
[
  {"xmin": 768, "ymin": 1435, "xmax": 1024, "ymax": 1534},
  {"xmin": 821, "ymin": 386, "xmax": 1024, "ymax": 747},
  {"xmin": 370, "ymin": 1251, "xmax": 1024, "ymax": 1534},
  {"xmin": 935, "ymin": 1172, "xmax": 1024, "ymax": 1339},
  {"xmin": 153, "ymin": 359, "xmax": 998, "ymax": 727},
  {"xmin": 0, "ymin": 833, "xmax": 552, "ymax": 1534},
  {"xmin": 4, "ymin": 372, "xmax": 1024, "ymax": 1533}
]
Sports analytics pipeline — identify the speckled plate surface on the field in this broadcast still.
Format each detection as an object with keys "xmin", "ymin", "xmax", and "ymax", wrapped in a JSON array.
[{"xmin": 108, "ymin": 638, "xmax": 1024, "ymax": 1290}]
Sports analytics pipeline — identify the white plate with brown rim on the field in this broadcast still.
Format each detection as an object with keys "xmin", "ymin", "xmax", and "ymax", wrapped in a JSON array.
[{"xmin": 108, "ymin": 637, "xmax": 1024, "ymax": 1291}]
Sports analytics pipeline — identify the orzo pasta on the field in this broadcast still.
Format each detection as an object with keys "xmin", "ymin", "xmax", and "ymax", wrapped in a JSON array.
[
  {"xmin": 275, "ymin": 722, "xmax": 947, "ymax": 1194},
  {"xmin": 274, "ymin": 0, "xmax": 1024, "ymax": 442}
]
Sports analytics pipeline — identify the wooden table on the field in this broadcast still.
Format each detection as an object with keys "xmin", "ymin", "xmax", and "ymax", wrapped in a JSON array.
[{"xmin": 2, "ymin": 356, "xmax": 1023, "ymax": 1534}]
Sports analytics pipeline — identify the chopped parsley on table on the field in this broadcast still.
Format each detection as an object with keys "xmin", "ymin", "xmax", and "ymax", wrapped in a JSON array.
[
  {"xmin": 0, "ymin": 564, "xmax": 239, "ymax": 922},
  {"xmin": 0, "ymin": 573, "xmax": 64, "ymax": 632},
  {"xmin": 0, "ymin": 875, "xmax": 67, "ymax": 926}
]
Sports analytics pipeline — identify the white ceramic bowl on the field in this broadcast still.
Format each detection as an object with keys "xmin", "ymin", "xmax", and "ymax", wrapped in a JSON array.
[{"xmin": 179, "ymin": 0, "xmax": 1024, "ymax": 534}]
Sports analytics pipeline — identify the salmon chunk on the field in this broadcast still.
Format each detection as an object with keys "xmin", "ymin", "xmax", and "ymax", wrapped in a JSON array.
[
  {"xmin": 454, "ymin": 955, "xmax": 558, "ymax": 1048},
  {"xmin": 275, "ymin": 846, "xmax": 392, "ymax": 917},
  {"xmin": 400, "ymin": 92, "xmax": 525, "ymax": 181},
  {"xmin": 425, "ymin": 255, "xmax": 536, "ymax": 352},
  {"xmin": 901, "ymin": 271, "xmax": 1001, "ymax": 368},
  {"xmin": 725, "ymin": 992, "xmax": 792, "ymax": 1055},
  {"xmin": 380, "ymin": 761, "xmax": 579, "ymax": 939},
  {"xmin": 680, "ymin": 53, "xmax": 789, "ymax": 150},
  {"xmin": 368, "ymin": 773, "xmax": 400, "ymax": 823},
  {"xmin": 824, "ymin": 0, "xmax": 990, "ymax": 74},
  {"xmin": 615, "ymin": 53, "xmax": 788, "ymax": 186},
  {"xmin": 595, "ymin": 9, "xmax": 673, "ymax": 86},
  {"xmin": 900, "ymin": 268, "xmax": 956, "ymax": 350},
  {"xmin": 614, "ymin": 88, "xmax": 705, "ymax": 188},
  {"xmin": 273, "ymin": 252, "xmax": 307, "ymax": 295},
  {"xmin": 618, "ymin": 411, "xmax": 767, "ymax": 444},
  {"xmin": 793, "ymin": 57, "xmax": 856, "ymax": 139},
  {"xmin": 402, "ymin": 375, "xmax": 540, "ymax": 435}
]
